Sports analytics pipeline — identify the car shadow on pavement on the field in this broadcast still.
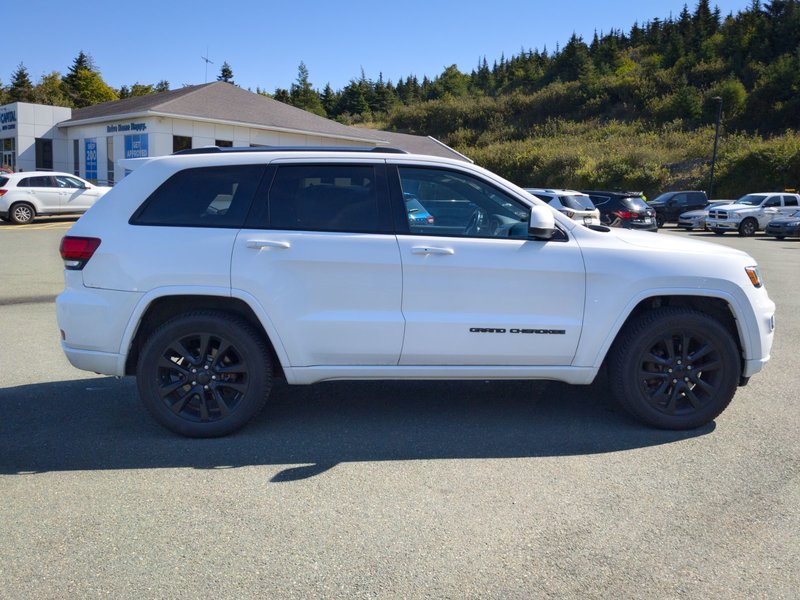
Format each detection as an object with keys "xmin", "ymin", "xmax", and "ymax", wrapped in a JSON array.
[{"xmin": 0, "ymin": 376, "xmax": 713, "ymax": 480}]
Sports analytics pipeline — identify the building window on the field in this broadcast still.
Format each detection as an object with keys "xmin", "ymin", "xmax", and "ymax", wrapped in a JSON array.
[
  {"xmin": 73, "ymin": 140, "xmax": 79, "ymax": 175},
  {"xmin": 35, "ymin": 139, "xmax": 54, "ymax": 170},
  {"xmin": 173, "ymin": 135, "xmax": 192, "ymax": 153},
  {"xmin": 106, "ymin": 136, "xmax": 114, "ymax": 185},
  {"xmin": 215, "ymin": 139, "xmax": 233, "ymax": 147},
  {"xmin": 2, "ymin": 138, "xmax": 15, "ymax": 171}
]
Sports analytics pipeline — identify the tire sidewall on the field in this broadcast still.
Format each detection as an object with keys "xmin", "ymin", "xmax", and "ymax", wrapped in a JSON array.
[
  {"xmin": 611, "ymin": 309, "xmax": 741, "ymax": 430},
  {"xmin": 137, "ymin": 312, "xmax": 271, "ymax": 437},
  {"xmin": 10, "ymin": 202, "xmax": 35, "ymax": 225}
]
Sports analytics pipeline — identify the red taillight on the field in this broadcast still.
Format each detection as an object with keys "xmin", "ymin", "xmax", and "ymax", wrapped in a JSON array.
[
  {"xmin": 60, "ymin": 236, "xmax": 101, "ymax": 270},
  {"xmin": 613, "ymin": 211, "xmax": 636, "ymax": 219},
  {"xmin": 0, "ymin": 189, "xmax": 7, "ymax": 196},
  {"xmin": 426, "ymin": 216, "xmax": 435, "ymax": 224}
]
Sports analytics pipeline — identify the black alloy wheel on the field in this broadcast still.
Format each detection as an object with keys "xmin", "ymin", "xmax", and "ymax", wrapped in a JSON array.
[
  {"xmin": 137, "ymin": 311, "xmax": 272, "ymax": 437},
  {"xmin": 609, "ymin": 307, "xmax": 740, "ymax": 430}
]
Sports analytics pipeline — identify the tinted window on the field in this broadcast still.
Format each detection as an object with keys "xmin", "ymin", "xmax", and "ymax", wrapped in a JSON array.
[
  {"xmin": 0, "ymin": 176, "xmax": 8, "ymax": 187},
  {"xmin": 398, "ymin": 167, "xmax": 529, "ymax": 238},
  {"xmin": 269, "ymin": 165, "xmax": 380, "ymax": 233},
  {"xmin": 559, "ymin": 194, "xmax": 594, "ymax": 210},
  {"xmin": 783, "ymin": 195, "xmax": 798, "ymax": 207},
  {"xmin": 132, "ymin": 165, "xmax": 264, "ymax": 227},
  {"xmin": 764, "ymin": 196, "xmax": 780, "ymax": 207},
  {"xmin": 621, "ymin": 197, "xmax": 649, "ymax": 211},
  {"xmin": 20, "ymin": 176, "xmax": 54, "ymax": 188}
]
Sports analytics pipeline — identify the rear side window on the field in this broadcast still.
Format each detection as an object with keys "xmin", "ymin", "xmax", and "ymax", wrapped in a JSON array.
[
  {"xmin": 559, "ymin": 194, "xmax": 594, "ymax": 210},
  {"xmin": 622, "ymin": 196, "xmax": 649, "ymax": 211},
  {"xmin": 268, "ymin": 165, "xmax": 381, "ymax": 232},
  {"xmin": 0, "ymin": 176, "xmax": 8, "ymax": 187},
  {"xmin": 20, "ymin": 176, "xmax": 54, "ymax": 188},
  {"xmin": 132, "ymin": 165, "xmax": 265, "ymax": 227},
  {"xmin": 783, "ymin": 195, "xmax": 798, "ymax": 207}
]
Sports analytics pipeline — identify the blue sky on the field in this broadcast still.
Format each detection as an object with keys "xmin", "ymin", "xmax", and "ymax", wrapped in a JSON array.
[{"xmin": 5, "ymin": 0, "xmax": 753, "ymax": 93}]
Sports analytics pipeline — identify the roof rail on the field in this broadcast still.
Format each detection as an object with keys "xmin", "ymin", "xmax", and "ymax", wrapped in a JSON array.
[{"xmin": 172, "ymin": 146, "xmax": 409, "ymax": 156}]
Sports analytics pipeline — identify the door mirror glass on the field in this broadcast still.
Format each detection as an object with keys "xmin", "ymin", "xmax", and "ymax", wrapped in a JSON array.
[{"xmin": 528, "ymin": 205, "xmax": 556, "ymax": 240}]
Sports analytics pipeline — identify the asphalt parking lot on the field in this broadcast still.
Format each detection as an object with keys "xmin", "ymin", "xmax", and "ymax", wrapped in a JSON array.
[{"xmin": 1, "ymin": 218, "xmax": 798, "ymax": 599}]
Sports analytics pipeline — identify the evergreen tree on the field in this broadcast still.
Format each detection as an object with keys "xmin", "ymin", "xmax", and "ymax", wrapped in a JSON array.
[
  {"xmin": 154, "ymin": 80, "xmax": 170, "ymax": 93},
  {"xmin": 61, "ymin": 51, "xmax": 116, "ymax": 107},
  {"xmin": 217, "ymin": 62, "xmax": 235, "ymax": 84},
  {"xmin": 9, "ymin": 63, "xmax": 35, "ymax": 102},
  {"xmin": 289, "ymin": 62, "xmax": 325, "ymax": 116}
]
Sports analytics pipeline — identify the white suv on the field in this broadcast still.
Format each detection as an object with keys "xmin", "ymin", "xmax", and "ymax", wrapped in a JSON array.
[
  {"xmin": 56, "ymin": 147, "xmax": 775, "ymax": 437},
  {"xmin": 525, "ymin": 188, "xmax": 601, "ymax": 226},
  {"xmin": 0, "ymin": 171, "xmax": 111, "ymax": 224}
]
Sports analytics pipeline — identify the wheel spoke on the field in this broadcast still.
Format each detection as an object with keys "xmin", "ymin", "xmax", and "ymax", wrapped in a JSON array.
[
  {"xmin": 159, "ymin": 379, "xmax": 186, "ymax": 397},
  {"xmin": 217, "ymin": 381, "xmax": 247, "ymax": 395},
  {"xmin": 199, "ymin": 395, "xmax": 210, "ymax": 421},
  {"xmin": 170, "ymin": 392, "xmax": 193, "ymax": 414},
  {"xmin": 688, "ymin": 342, "xmax": 713, "ymax": 363},
  {"xmin": 641, "ymin": 370, "xmax": 669, "ymax": 380},
  {"xmin": 212, "ymin": 341, "xmax": 234, "ymax": 368},
  {"xmin": 694, "ymin": 377, "xmax": 716, "ymax": 395},
  {"xmin": 215, "ymin": 363, "xmax": 247, "ymax": 375},
  {"xmin": 198, "ymin": 334, "xmax": 212, "ymax": 362},
  {"xmin": 663, "ymin": 385, "xmax": 682, "ymax": 415},
  {"xmin": 158, "ymin": 355, "xmax": 192, "ymax": 377},
  {"xmin": 695, "ymin": 359, "xmax": 721, "ymax": 373},
  {"xmin": 645, "ymin": 352, "xmax": 671, "ymax": 367},
  {"xmin": 212, "ymin": 390, "xmax": 231, "ymax": 416},
  {"xmin": 684, "ymin": 386, "xmax": 702, "ymax": 408}
]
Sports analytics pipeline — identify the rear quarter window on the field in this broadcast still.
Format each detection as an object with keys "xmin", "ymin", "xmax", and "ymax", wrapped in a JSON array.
[
  {"xmin": 131, "ymin": 165, "xmax": 266, "ymax": 227},
  {"xmin": 0, "ymin": 176, "xmax": 8, "ymax": 187}
]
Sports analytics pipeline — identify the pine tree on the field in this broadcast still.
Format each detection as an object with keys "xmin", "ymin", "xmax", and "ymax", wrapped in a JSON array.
[
  {"xmin": 289, "ymin": 62, "xmax": 325, "ymax": 116},
  {"xmin": 217, "ymin": 62, "xmax": 234, "ymax": 84},
  {"xmin": 9, "ymin": 63, "xmax": 35, "ymax": 102}
]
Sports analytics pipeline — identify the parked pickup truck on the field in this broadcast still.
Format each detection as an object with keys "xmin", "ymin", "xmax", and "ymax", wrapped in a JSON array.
[{"xmin": 706, "ymin": 192, "xmax": 800, "ymax": 236}]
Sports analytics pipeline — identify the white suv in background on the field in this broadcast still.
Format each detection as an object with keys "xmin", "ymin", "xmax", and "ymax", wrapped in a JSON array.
[
  {"xmin": 0, "ymin": 172, "xmax": 111, "ymax": 224},
  {"xmin": 525, "ymin": 188, "xmax": 601, "ymax": 225},
  {"xmin": 56, "ymin": 147, "xmax": 774, "ymax": 437}
]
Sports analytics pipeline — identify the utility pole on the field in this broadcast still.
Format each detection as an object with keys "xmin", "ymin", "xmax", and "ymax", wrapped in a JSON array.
[{"xmin": 709, "ymin": 96, "xmax": 723, "ymax": 199}]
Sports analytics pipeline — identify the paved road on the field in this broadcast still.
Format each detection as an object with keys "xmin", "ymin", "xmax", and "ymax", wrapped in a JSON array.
[{"xmin": 1, "ymin": 220, "xmax": 798, "ymax": 599}]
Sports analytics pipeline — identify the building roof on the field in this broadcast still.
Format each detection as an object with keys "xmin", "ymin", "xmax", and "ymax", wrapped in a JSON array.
[{"xmin": 60, "ymin": 81, "xmax": 469, "ymax": 161}]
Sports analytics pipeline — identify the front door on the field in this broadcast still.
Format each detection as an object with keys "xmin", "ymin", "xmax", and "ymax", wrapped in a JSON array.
[{"xmin": 392, "ymin": 165, "xmax": 586, "ymax": 366}]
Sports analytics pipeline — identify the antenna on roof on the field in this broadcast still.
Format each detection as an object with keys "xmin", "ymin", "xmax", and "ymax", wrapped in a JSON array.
[{"xmin": 201, "ymin": 47, "xmax": 214, "ymax": 83}]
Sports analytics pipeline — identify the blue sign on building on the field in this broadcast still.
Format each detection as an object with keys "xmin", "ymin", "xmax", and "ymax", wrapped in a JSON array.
[
  {"xmin": 85, "ymin": 138, "xmax": 97, "ymax": 180},
  {"xmin": 124, "ymin": 134, "xmax": 148, "ymax": 159}
]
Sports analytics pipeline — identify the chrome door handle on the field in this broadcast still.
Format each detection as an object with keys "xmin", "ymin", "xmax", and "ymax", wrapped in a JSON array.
[
  {"xmin": 411, "ymin": 246, "xmax": 454, "ymax": 255},
  {"xmin": 246, "ymin": 240, "xmax": 291, "ymax": 250}
]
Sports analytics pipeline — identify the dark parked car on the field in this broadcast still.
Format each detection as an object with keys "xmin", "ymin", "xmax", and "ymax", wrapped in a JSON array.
[
  {"xmin": 648, "ymin": 190, "xmax": 708, "ymax": 227},
  {"xmin": 581, "ymin": 191, "xmax": 657, "ymax": 231},
  {"xmin": 765, "ymin": 209, "xmax": 800, "ymax": 239}
]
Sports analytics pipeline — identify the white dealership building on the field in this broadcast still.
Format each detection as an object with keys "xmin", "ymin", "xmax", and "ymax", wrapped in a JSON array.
[{"xmin": 0, "ymin": 82, "xmax": 468, "ymax": 183}]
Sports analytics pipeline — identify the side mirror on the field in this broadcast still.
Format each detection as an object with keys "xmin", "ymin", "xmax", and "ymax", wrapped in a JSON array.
[{"xmin": 528, "ymin": 205, "xmax": 556, "ymax": 240}]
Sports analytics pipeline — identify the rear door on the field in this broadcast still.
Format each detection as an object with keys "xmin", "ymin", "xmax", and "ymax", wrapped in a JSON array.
[
  {"xmin": 20, "ymin": 175, "xmax": 60, "ymax": 212},
  {"xmin": 231, "ymin": 161, "xmax": 404, "ymax": 367},
  {"xmin": 390, "ymin": 164, "xmax": 585, "ymax": 366}
]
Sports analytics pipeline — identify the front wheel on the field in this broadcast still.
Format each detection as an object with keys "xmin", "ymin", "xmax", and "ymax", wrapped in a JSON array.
[
  {"xmin": 136, "ymin": 311, "xmax": 272, "ymax": 437},
  {"xmin": 656, "ymin": 214, "xmax": 665, "ymax": 228},
  {"xmin": 738, "ymin": 218, "xmax": 758, "ymax": 236},
  {"xmin": 609, "ymin": 307, "xmax": 740, "ymax": 430}
]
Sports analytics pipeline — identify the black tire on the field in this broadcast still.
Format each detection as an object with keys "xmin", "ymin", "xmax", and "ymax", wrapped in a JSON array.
[
  {"xmin": 9, "ymin": 202, "xmax": 35, "ymax": 225},
  {"xmin": 609, "ymin": 307, "xmax": 740, "ymax": 430},
  {"xmin": 775, "ymin": 235, "xmax": 785, "ymax": 240},
  {"xmin": 656, "ymin": 214, "xmax": 665, "ymax": 228},
  {"xmin": 136, "ymin": 311, "xmax": 272, "ymax": 437},
  {"xmin": 738, "ymin": 218, "xmax": 758, "ymax": 236},
  {"xmin": 712, "ymin": 230, "xmax": 725, "ymax": 235}
]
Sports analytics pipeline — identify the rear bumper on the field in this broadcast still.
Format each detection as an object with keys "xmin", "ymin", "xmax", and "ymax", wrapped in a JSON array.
[{"xmin": 61, "ymin": 344, "xmax": 125, "ymax": 376}]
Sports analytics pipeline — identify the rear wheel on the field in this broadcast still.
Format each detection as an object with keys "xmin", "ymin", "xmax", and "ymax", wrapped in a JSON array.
[
  {"xmin": 738, "ymin": 218, "xmax": 758, "ymax": 236},
  {"xmin": 9, "ymin": 202, "xmax": 35, "ymax": 224},
  {"xmin": 655, "ymin": 214, "xmax": 665, "ymax": 228},
  {"xmin": 609, "ymin": 307, "xmax": 740, "ymax": 430},
  {"xmin": 136, "ymin": 311, "xmax": 272, "ymax": 437}
]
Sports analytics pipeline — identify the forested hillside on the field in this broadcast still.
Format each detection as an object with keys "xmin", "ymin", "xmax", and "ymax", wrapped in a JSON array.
[{"xmin": 3, "ymin": 0, "xmax": 798, "ymax": 196}]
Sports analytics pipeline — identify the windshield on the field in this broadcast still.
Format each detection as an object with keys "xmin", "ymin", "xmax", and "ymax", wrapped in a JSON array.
[
  {"xmin": 736, "ymin": 194, "xmax": 767, "ymax": 206},
  {"xmin": 559, "ymin": 194, "xmax": 595, "ymax": 211}
]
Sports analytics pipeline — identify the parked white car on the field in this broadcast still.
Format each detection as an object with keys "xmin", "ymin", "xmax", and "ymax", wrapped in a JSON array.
[
  {"xmin": 525, "ymin": 188, "xmax": 601, "ymax": 226},
  {"xmin": 56, "ymin": 147, "xmax": 774, "ymax": 437},
  {"xmin": 705, "ymin": 192, "xmax": 800, "ymax": 236},
  {"xmin": 0, "ymin": 172, "xmax": 111, "ymax": 224}
]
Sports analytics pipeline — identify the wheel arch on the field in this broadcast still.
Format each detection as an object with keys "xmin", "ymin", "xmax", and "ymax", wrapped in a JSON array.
[
  {"xmin": 594, "ymin": 293, "xmax": 746, "ymax": 373},
  {"xmin": 124, "ymin": 293, "xmax": 287, "ymax": 379}
]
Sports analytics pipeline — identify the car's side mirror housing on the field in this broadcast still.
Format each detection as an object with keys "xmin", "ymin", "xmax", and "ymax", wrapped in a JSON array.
[{"xmin": 528, "ymin": 205, "xmax": 556, "ymax": 240}]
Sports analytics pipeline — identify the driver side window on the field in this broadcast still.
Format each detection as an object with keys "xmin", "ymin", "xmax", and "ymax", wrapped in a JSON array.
[{"xmin": 398, "ymin": 167, "xmax": 529, "ymax": 238}]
